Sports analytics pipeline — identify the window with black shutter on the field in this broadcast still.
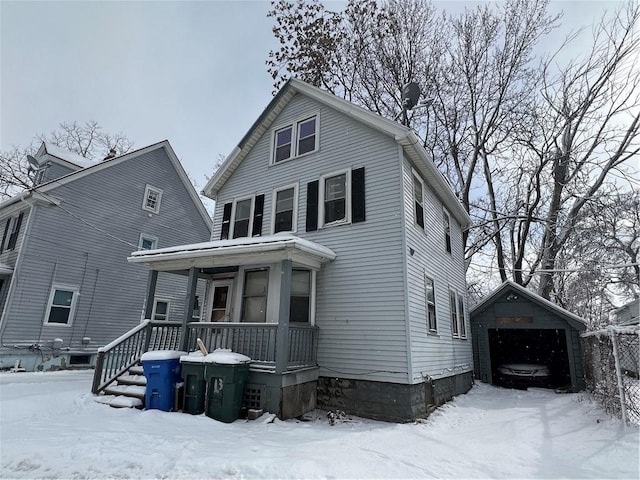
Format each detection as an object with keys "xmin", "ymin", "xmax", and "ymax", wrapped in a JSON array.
[
  {"xmin": 306, "ymin": 181, "xmax": 319, "ymax": 232},
  {"xmin": 351, "ymin": 167, "xmax": 365, "ymax": 223},
  {"xmin": 220, "ymin": 203, "xmax": 232, "ymax": 240},
  {"xmin": 6, "ymin": 213, "xmax": 23, "ymax": 251},
  {"xmin": 252, "ymin": 194, "xmax": 264, "ymax": 237}
]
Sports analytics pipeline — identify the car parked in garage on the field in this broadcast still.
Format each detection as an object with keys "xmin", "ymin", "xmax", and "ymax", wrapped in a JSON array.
[{"xmin": 497, "ymin": 363, "xmax": 551, "ymax": 388}]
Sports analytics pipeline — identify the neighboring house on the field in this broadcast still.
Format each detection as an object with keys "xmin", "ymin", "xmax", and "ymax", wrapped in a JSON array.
[
  {"xmin": 111, "ymin": 78, "xmax": 472, "ymax": 422},
  {"xmin": 0, "ymin": 141, "xmax": 212, "ymax": 371},
  {"xmin": 470, "ymin": 281, "xmax": 587, "ymax": 391},
  {"xmin": 613, "ymin": 299, "xmax": 639, "ymax": 326}
]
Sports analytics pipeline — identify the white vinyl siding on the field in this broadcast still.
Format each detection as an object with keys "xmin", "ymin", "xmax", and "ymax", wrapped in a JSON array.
[{"xmin": 213, "ymin": 94, "xmax": 408, "ymax": 383}]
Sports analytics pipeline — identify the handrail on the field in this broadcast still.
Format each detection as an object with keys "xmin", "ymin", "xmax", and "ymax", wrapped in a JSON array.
[
  {"xmin": 92, "ymin": 321, "xmax": 319, "ymax": 395},
  {"xmin": 91, "ymin": 320, "xmax": 182, "ymax": 394}
]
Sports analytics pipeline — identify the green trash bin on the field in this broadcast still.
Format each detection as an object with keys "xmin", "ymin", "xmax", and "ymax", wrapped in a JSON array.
[
  {"xmin": 180, "ymin": 355, "xmax": 207, "ymax": 415},
  {"xmin": 204, "ymin": 350, "xmax": 251, "ymax": 423}
]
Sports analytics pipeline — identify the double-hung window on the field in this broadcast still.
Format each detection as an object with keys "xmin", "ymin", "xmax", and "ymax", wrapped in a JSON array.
[
  {"xmin": 272, "ymin": 184, "xmax": 298, "ymax": 233},
  {"xmin": 425, "ymin": 275, "xmax": 437, "ymax": 332},
  {"xmin": 242, "ymin": 269, "xmax": 269, "ymax": 322},
  {"xmin": 1, "ymin": 213, "xmax": 24, "ymax": 253},
  {"xmin": 413, "ymin": 174, "xmax": 425, "ymax": 230},
  {"xmin": 143, "ymin": 185, "xmax": 163, "ymax": 214},
  {"xmin": 220, "ymin": 194, "xmax": 265, "ymax": 240},
  {"xmin": 44, "ymin": 285, "xmax": 79, "ymax": 325},
  {"xmin": 233, "ymin": 198, "xmax": 253, "ymax": 239},
  {"xmin": 450, "ymin": 289, "xmax": 467, "ymax": 339},
  {"xmin": 321, "ymin": 170, "xmax": 349, "ymax": 226},
  {"xmin": 290, "ymin": 269, "xmax": 311, "ymax": 323},
  {"xmin": 272, "ymin": 114, "xmax": 318, "ymax": 164},
  {"xmin": 443, "ymin": 210, "xmax": 452, "ymax": 253}
]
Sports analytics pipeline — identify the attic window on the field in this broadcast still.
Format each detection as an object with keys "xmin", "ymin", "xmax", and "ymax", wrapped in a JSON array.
[
  {"xmin": 272, "ymin": 114, "xmax": 318, "ymax": 164},
  {"xmin": 143, "ymin": 185, "xmax": 163, "ymax": 214}
]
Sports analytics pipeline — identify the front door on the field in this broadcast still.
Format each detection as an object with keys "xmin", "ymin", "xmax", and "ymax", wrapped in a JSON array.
[{"xmin": 208, "ymin": 281, "xmax": 232, "ymax": 322}]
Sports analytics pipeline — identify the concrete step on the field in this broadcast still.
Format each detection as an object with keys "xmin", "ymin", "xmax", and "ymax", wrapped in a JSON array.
[
  {"xmin": 104, "ymin": 384, "xmax": 146, "ymax": 400},
  {"xmin": 129, "ymin": 365, "xmax": 144, "ymax": 376},
  {"xmin": 118, "ymin": 374, "xmax": 147, "ymax": 386},
  {"xmin": 94, "ymin": 394, "xmax": 143, "ymax": 409}
]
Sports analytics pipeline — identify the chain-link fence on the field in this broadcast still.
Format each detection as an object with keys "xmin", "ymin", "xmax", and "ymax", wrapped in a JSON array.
[{"xmin": 582, "ymin": 326, "xmax": 640, "ymax": 425}]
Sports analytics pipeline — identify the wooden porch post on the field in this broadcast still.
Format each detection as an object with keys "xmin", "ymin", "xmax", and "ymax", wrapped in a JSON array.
[
  {"xmin": 180, "ymin": 267, "xmax": 198, "ymax": 352},
  {"xmin": 275, "ymin": 260, "xmax": 292, "ymax": 374},
  {"xmin": 144, "ymin": 270, "xmax": 158, "ymax": 319}
]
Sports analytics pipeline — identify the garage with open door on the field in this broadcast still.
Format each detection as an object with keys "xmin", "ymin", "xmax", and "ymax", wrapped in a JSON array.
[{"xmin": 470, "ymin": 281, "xmax": 587, "ymax": 391}]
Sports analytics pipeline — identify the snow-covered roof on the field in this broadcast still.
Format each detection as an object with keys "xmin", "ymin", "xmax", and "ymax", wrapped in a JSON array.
[
  {"xmin": 470, "ymin": 280, "xmax": 587, "ymax": 331},
  {"xmin": 128, "ymin": 234, "xmax": 336, "ymax": 271},
  {"xmin": 202, "ymin": 78, "xmax": 470, "ymax": 229},
  {"xmin": 38, "ymin": 142, "xmax": 97, "ymax": 169}
]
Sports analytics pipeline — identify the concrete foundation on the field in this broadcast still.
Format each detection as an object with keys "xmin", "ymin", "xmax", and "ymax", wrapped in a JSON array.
[{"xmin": 317, "ymin": 371, "xmax": 474, "ymax": 422}]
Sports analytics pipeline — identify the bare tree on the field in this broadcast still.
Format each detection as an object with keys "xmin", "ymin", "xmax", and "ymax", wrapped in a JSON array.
[{"xmin": 0, "ymin": 121, "xmax": 133, "ymax": 201}]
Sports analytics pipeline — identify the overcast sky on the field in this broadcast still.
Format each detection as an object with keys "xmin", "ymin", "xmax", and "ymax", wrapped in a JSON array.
[{"xmin": 0, "ymin": 0, "xmax": 620, "ymax": 193}]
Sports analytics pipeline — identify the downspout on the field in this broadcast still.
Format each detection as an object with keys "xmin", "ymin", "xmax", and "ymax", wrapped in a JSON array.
[{"xmin": 397, "ymin": 144, "xmax": 414, "ymax": 385}]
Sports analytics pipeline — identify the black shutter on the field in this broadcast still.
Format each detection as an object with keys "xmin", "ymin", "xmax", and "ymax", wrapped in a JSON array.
[
  {"xmin": 351, "ymin": 167, "xmax": 365, "ymax": 223},
  {"xmin": 306, "ymin": 180, "xmax": 319, "ymax": 232},
  {"xmin": 0, "ymin": 218, "xmax": 10, "ymax": 253},
  {"xmin": 7, "ymin": 212, "xmax": 23, "ymax": 250},
  {"xmin": 220, "ymin": 203, "xmax": 232, "ymax": 240},
  {"xmin": 252, "ymin": 194, "xmax": 264, "ymax": 237}
]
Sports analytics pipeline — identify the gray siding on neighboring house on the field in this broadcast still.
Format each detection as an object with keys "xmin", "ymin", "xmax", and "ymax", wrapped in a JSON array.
[
  {"xmin": 0, "ymin": 207, "xmax": 31, "ymax": 322},
  {"xmin": 213, "ymin": 93, "xmax": 410, "ymax": 384},
  {"xmin": 39, "ymin": 163, "xmax": 76, "ymax": 184},
  {"xmin": 402, "ymin": 158, "xmax": 473, "ymax": 383},
  {"xmin": 0, "ymin": 147, "xmax": 211, "ymax": 354}
]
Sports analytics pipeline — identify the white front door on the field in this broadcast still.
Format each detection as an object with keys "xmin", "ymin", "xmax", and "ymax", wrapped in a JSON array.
[{"xmin": 207, "ymin": 281, "xmax": 232, "ymax": 322}]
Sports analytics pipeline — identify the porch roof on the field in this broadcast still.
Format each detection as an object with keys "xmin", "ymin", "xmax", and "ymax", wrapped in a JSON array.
[{"xmin": 127, "ymin": 234, "xmax": 337, "ymax": 272}]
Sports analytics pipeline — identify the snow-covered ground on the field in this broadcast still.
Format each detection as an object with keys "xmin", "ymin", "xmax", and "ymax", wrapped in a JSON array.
[{"xmin": 1, "ymin": 370, "xmax": 638, "ymax": 479}]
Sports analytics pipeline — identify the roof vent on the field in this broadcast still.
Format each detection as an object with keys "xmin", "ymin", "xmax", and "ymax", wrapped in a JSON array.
[{"xmin": 103, "ymin": 148, "xmax": 117, "ymax": 161}]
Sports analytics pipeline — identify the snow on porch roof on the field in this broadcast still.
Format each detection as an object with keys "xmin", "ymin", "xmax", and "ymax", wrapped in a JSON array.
[{"xmin": 127, "ymin": 234, "xmax": 337, "ymax": 271}]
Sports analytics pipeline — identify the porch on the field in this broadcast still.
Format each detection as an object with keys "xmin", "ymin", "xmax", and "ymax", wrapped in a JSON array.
[{"xmin": 92, "ymin": 235, "xmax": 336, "ymax": 418}]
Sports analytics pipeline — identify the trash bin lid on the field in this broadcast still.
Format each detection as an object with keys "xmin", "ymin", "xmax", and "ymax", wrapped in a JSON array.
[
  {"xmin": 180, "ymin": 351, "xmax": 206, "ymax": 364},
  {"xmin": 141, "ymin": 350, "xmax": 187, "ymax": 361},
  {"xmin": 204, "ymin": 349, "xmax": 251, "ymax": 365}
]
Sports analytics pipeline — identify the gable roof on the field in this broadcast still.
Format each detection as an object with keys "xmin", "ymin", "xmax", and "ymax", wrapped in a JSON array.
[
  {"xmin": 203, "ymin": 78, "xmax": 470, "ymax": 229},
  {"xmin": 0, "ymin": 141, "xmax": 212, "ymax": 228},
  {"xmin": 470, "ymin": 280, "xmax": 587, "ymax": 331}
]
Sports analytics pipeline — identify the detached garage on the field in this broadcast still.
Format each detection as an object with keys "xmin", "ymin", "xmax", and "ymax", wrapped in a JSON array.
[{"xmin": 470, "ymin": 281, "xmax": 587, "ymax": 391}]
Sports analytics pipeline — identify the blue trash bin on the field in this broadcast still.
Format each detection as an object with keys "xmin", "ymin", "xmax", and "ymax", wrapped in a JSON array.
[{"xmin": 141, "ymin": 350, "xmax": 186, "ymax": 411}]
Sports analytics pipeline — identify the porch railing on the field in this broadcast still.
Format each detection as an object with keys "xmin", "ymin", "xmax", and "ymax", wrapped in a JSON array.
[
  {"xmin": 91, "ymin": 320, "xmax": 182, "ymax": 394},
  {"xmin": 92, "ymin": 321, "xmax": 319, "ymax": 395}
]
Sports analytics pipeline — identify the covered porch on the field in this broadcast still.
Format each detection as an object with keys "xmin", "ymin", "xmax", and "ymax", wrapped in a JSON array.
[{"xmin": 123, "ymin": 234, "xmax": 335, "ymax": 417}]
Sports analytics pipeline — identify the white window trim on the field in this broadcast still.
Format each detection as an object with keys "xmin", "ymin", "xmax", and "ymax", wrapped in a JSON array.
[
  {"xmin": 424, "ymin": 273, "xmax": 437, "ymax": 334},
  {"xmin": 0, "ymin": 216, "xmax": 16, "ymax": 251},
  {"xmin": 152, "ymin": 298, "xmax": 171, "ymax": 321},
  {"xmin": 206, "ymin": 280, "xmax": 234, "ymax": 322},
  {"xmin": 229, "ymin": 195, "xmax": 256, "ymax": 239},
  {"xmin": 270, "ymin": 112, "xmax": 319, "ymax": 165},
  {"xmin": 449, "ymin": 289, "xmax": 467, "ymax": 339},
  {"xmin": 412, "ymin": 168, "xmax": 426, "ymax": 231},
  {"xmin": 319, "ymin": 168, "xmax": 351, "ymax": 228},
  {"xmin": 443, "ymin": 208, "xmax": 452, "ymax": 254},
  {"xmin": 271, "ymin": 183, "xmax": 299, "ymax": 234},
  {"xmin": 142, "ymin": 184, "xmax": 163, "ymax": 214},
  {"xmin": 138, "ymin": 233, "xmax": 159, "ymax": 250},
  {"xmin": 43, "ymin": 284, "xmax": 79, "ymax": 326}
]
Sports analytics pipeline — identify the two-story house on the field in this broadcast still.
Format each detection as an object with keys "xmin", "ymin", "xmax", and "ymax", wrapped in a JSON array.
[
  {"xmin": 107, "ymin": 78, "xmax": 472, "ymax": 422},
  {"xmin": 0, "ymin": 141, "xmax": 212, "ymax": 371}
]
